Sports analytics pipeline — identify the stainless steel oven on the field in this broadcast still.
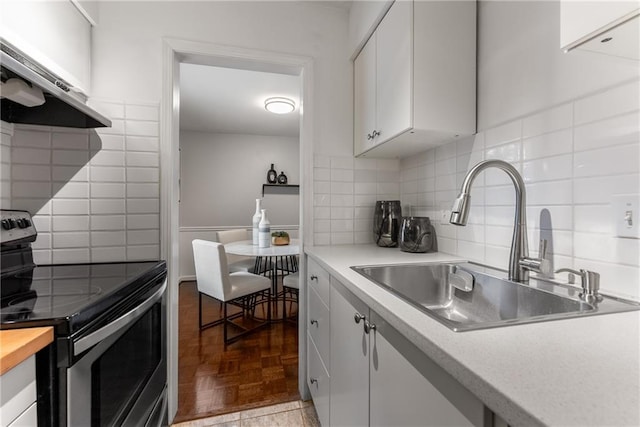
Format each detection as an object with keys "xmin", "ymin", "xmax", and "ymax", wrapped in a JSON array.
[
  {"xmin": 66, "ymin": 278, "xmax": 167, "ymax": 427},
  {"xmin": 0, "ymin": 209, "xmax": 168, "ymax": 426}
]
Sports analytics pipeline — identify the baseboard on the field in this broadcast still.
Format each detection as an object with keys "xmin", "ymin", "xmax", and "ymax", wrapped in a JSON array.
[{"xmin": 179, "ymin": 275, "xmax": 196, "ymax": 284}]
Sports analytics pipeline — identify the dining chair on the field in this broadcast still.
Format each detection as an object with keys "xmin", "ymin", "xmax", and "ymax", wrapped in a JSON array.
[
  {"xmin": 282, "ymin": 272, "xmax": 299, "ymax": 323},
  {"xmin": 192, "ymin": 239, "xmax": 271, "ymax": 344},
  {"xmin": 216, "ymin": 229, "xmax": 258, "ymax": 273}
]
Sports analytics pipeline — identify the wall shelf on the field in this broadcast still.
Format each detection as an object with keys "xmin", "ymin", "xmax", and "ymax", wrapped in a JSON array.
[{"xmin": 262, "ymin": 184, "xmax": 299, "ymax": 196}]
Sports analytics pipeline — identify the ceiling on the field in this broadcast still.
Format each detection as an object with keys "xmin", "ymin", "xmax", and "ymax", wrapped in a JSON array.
[{"xmin": 179, "ymin": 63, "xmax": 301, "ymax": 138}]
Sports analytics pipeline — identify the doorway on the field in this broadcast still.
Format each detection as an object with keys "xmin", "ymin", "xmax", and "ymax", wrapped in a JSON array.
[
  {"xmin": 175, "ymin": 64, "xmax": 301, "ymax": 421},
  {"xmin": 161, "ymin": 39, "xmax": 313, "ymax": 423}
]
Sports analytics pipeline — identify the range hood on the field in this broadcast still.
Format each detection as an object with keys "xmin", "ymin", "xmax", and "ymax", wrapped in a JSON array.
[{"xmin": 0, "ymin": 40, "xmax": 111, "ymax": 128}]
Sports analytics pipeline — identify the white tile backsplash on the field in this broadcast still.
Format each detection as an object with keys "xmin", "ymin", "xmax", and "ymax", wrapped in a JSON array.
[
  {"xmin": 522, "ymin": 103, "xmax": 573, "ymax": 139},
  {"xmin": 397, "ymin": 81, "xmax": 640, "ymax": 301},
  {"xmin": 125, "ymin": 104, "xmax": 159, "ymax": 121},
  {"xmin": 126, "ymin": 198, "xmax": 159, "ymax": 214},
  {"xmin": 52, "ymin": 132, "xmax": 89, "ymax": 150},
  {"xmin": 6, "ymin": 100, "xmax": 161, "ymax": 263},
  {"xmin": 13, "ymin": 147, "xmax": 50, "ymax": 164},
  {"xmin": 573, "ymin": 80, "xmax": 640, "ymax": 126},
  {"xmin": 522, "ymin": 129, "xmax": 573, "ymax": 161},
  {"xmin": 52, "ymin": 150, "xmax": 88, "ymax": 165},
  {"xmin": 91, "ymin": 199, "xmax": 126, "ymax": 215},
  {"xmin": 13, "ymin": 130, "xmax": 50, "ymax": 148}
]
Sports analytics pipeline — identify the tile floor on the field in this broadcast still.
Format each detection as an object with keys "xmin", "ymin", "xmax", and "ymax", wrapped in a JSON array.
[{"xmin": 172, "ymin": 400, "xmax": 319, "ymax": 427}]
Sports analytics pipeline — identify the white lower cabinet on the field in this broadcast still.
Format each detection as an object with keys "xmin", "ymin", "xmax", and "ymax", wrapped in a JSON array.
[
  {"xmin": 0, "ymin": 355, "xmax": 37, "ymax": 427},
  {"xmin": 369, "ymin": 311, "xmax": 485, "ymax": 426},
  {"xmin": 308, "ymin": 255, "xmax": 490, "ymax": 427},
  {"xmin": 329, "ymin": 278, "xmax": 369, "ymax": 426}
]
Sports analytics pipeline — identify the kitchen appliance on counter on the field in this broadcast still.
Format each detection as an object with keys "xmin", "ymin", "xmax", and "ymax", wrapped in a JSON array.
[
  {"xmin": 398, "ymin": 216, "xmax": 437, "ymax": 253},
  {"xmin": 373, "ymin": 200, "xmax": 402, "ymax": 247},
  {"xmin": 0, "ymin": 209, "xmax": 167, "ymax": 426}
]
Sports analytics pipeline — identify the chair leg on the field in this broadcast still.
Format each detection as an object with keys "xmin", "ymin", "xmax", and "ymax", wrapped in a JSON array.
[
  {"xmin": 223, "ymin": 302, "xmax": 228, "ymax": 344},
  {"xmin": 198, "ymin": 292, "xmax": 203, "ymax": 329},
  {"xmin": 282, "ymin": 287, "xmax": 286, "ymax": 320}
]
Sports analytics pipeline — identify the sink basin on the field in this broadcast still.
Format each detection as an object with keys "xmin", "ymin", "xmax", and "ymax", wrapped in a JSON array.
[{"xmin": 351, "ymin": 263, "xmax": 640, "ymax": 331}]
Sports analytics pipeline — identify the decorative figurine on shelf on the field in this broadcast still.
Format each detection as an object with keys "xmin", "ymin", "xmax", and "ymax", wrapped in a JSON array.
[
  {"xmin": 271, "ymin": 230, "xmax": 290, "ymax": 246},
  {"xmin": 277, "ymin": 171, "xmax": 288, "ymax": 185},
  {"xmin": 267, "ymin": 163, "xmax": 277, "ymax": 184}
]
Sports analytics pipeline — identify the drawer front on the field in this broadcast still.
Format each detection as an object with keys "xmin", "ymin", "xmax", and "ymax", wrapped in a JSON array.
[
  {"xmin": 0, "ymin": 355, "xmax": 36, "ymax": 427},
  {"xmin": 7, "ymin": 402, "xmax": 36, "ymax": 427},
  {"xmin": 308, "ymin": 285, "xmax": 330, "ymax": 373},
  {"xmin": 307, "ymin": 257, "xmax": 330, "ymax": 307},
  {"xmin": 307, "ymin": 335, "xmax": 330, "ymax": 427}
]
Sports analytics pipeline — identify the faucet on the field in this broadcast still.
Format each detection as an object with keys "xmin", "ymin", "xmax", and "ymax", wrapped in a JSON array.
[{"xmin": 450, "ymin": 159, "xmax": 550, "ymax": 283}]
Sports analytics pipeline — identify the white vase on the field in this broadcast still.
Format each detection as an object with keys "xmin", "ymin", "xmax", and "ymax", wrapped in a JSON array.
[
  {"xmin": 252, "ymin": 198, "xmax": 262, "ymax": 245},
  {"xmin": 258, "ymin": 209, "xmax": 271, "ymax": 248}
]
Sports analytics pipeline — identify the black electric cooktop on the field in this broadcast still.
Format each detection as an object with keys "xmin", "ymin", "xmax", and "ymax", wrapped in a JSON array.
[{"xmin": 0, "ymin": 261, "xmax": 166, "ymax": 334}]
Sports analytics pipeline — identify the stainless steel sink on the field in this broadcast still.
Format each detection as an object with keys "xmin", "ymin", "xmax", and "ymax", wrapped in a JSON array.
[{"xmin": 351, "ymin": 263, "xmax": 640, "ymax": 331}]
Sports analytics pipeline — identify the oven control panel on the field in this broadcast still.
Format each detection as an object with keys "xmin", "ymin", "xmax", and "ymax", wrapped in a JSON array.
[{"xmin": 0, "ymin": 209, "xmax": 37, "ymax": 245}]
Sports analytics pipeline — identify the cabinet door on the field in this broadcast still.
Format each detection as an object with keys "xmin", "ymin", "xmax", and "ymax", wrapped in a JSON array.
[
  {"xmin": 0, "ymin": 0, "xmax": 92, "ymax": 93},
  {"xmin": 307, "ymin": 335, "xmax": 330, "ymax": 427},
  {"xmin": 369, "ymin": 312, "xmax": 485, "ymax": 427},
  {"xmin": 329, "ymin": 279, "xmax": 369, "ymax": 427},
  {"xmin": 375, "ymin": 0, "xmax": 412, "ymax": 145},
  {"xmin": 354, "ymin": 36, "xmax": 377, "ymax": 156}
]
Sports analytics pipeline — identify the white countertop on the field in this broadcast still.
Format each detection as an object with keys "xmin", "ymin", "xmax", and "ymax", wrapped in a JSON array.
[{"xmin": 305, "ymin": 244, "xmax": 640, "ymax": 427}]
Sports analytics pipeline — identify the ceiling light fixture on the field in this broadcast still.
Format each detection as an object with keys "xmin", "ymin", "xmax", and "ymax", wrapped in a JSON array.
[{"xmin": 264, "ymin": 97, "xmax": 295, "ymax": 114}]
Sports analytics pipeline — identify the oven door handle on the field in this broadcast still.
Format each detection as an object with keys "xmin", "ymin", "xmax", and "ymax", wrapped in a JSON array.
[{"xmin": 73, "ymin": 280, "xmax": 167, "ymax": 356}]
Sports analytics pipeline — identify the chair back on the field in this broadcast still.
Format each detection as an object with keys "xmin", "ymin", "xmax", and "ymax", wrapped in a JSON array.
[
  {"xmin": 217, "ymin": 229, "xmax": 252, "ymax": 265},
  {"xmin": 192, "ymin": 239, "xmax": 232, "ymax": 301}
]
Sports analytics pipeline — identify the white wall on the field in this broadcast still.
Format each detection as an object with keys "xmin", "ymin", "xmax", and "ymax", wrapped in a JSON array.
[
  {"xmin": 178, "ymin": 131, "xmax": 300, "ymax": 279},
  {"xmin": 398, "ymin": 1, "xmax": 640, "ymax": 301},
  {"xmin": 180, "ymin": 131, "xmax": 299, "ymax": 227},
  {"xmin": 92, "ymin": 1, "xmax": 352, "ymax": 157}
]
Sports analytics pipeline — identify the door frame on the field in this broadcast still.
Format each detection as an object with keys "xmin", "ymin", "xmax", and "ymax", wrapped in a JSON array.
[{"xmin": 160, "ymin": 37, "xmax": 314, "ymax": 421}]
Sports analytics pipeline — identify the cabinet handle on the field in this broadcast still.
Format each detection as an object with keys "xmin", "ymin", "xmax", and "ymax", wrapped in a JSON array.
[
  {"xmin": 354, "ymin": 312, "xmax": 366, "ymax": 324},
  {"xmin": 367, "ymin": 130, "xmax": 380, "ymax": 140},
  {"xmin": 364, "ymin": 320, "xmax": 376, "ymax": 334},
  {"xmin": 310, "ymin": 377, "xmax": 318, "ymax": 385},
  {"xmin": 310, "ymin": 319, "xmax": 318, "ymax": 326},
  {"xmin": 310, "ymin": 275, "xmax": 318, "ymax": 281}
]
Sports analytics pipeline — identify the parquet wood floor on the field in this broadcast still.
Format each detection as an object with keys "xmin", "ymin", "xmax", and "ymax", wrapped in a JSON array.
[{"xmin": 174, "ymin": 281, "xmax": 300, "ymax": 424}]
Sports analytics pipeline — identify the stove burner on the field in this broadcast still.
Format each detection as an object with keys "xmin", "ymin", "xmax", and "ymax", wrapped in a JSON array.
[{"xmin": 1, "ymin": 290, "xmax": 36, "ymax": 322}]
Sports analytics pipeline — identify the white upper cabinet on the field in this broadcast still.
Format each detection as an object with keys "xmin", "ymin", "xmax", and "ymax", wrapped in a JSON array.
[
  {"xmin": 0, "ymin": 0, "xmax": 92, "ymax": 94},
  {"xmin": 375, "ymin": 1, "xmax": 412, "ymax": 150},
  {"xmin": 560, "ymin": 1, "xmax": 640, "ymax": 60},
  {"xmin": 353, "ymin": 0, "xmax": 477, "ymax": 158},
  {"xmin": 354, "ymin": 39, "xmax": 378, "ymax": 155},
  {"xmin": 348, "ymin": 0, "xmax": 394, "ymax": 59}
]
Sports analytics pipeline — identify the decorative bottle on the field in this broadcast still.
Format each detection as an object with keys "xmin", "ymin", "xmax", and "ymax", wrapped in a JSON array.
[
  {"xmin": 267, "ymin": 163, "xmax": 277, "ymax": 184},
  {"xmin": 252, "ymin": 198, "xmax": 262, "ymax": 245},
  {"xmin": 258, "ymin": 209, "xmax": 271, "ymax": 248},
  {"xmin": 277, "ymin": 171, "xmax": 288, "ymax": 184}
]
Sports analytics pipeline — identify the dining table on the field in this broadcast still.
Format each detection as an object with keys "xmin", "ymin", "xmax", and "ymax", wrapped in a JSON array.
[{"xmin": 224, "ymin": 239, "xmax": 299, "ymax": 320}]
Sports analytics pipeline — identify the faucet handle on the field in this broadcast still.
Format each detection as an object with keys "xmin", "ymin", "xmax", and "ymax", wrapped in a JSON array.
[
  {"xmin": 519, "ymin": 239, "xmax": 552, "ymax": 276},
  {"xmin": 538, "ymin": 239, "xmax": 547, "ymax": 259}
]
